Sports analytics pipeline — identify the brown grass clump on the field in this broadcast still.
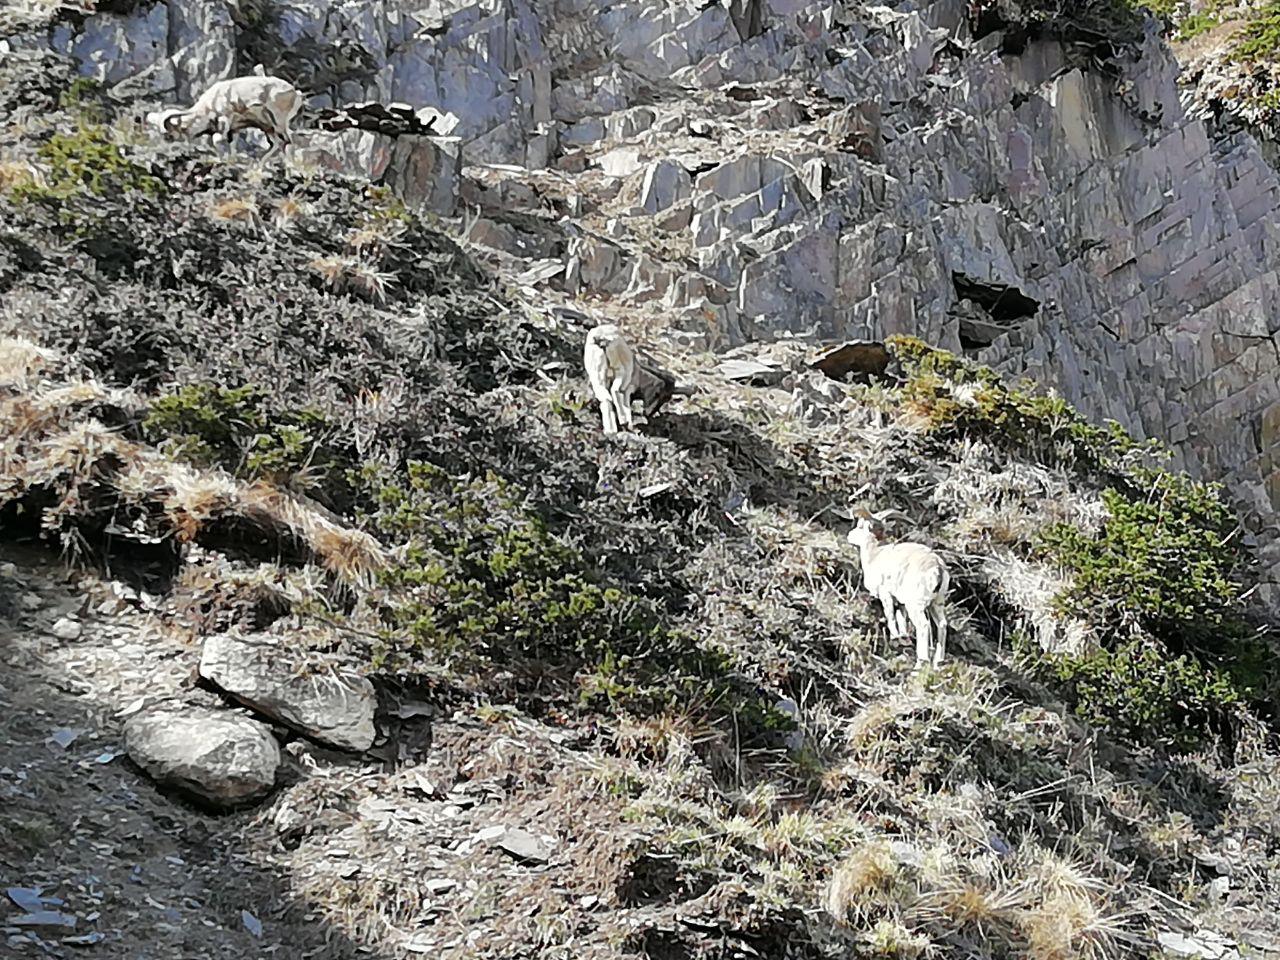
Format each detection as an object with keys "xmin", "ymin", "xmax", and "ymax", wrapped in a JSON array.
[
  {"xmin": 0, "ymin": 158, "xmax": 42, "ymax": 192},
  {"xmin": 825, "ymin": 839, "xmax": 902, "ymax": 925},
  {"xmin": 273, "ymin": 195, "xmax": 309, "ymax": 228},
  {"xmin": 207, "ymin": 195, "xmax": 260, "ymax": 226},
  {"xmin": 308, "ymin": 255, "xmax": 396, "ymax": 303}
]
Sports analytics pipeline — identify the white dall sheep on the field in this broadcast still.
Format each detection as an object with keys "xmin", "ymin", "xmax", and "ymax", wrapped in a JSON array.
[
  {"xmin": 583, "ymin": 324, "xmax": 692, "ymax": 435},
  {"xmin": 847, "ymin": 506, "xmax": 950, "ymax": 668},
  {"xmin": 146, "ymin": 75, "xmax": 303, "ymax": 160}
]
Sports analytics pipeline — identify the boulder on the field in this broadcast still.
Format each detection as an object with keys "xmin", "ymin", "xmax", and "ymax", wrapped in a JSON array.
[
  {"xmin": 124, "ymin": 705, "xmax": 279, "ymax": 808},
  {"xmin": 199, "ymin": 633, "xmax": 377, "ymax": 752}
]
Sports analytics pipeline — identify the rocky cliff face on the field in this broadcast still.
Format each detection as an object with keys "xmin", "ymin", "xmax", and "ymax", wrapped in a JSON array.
[{"xmin": 10, "ymin": 0, "xmax": 1278, "ymax": 582}]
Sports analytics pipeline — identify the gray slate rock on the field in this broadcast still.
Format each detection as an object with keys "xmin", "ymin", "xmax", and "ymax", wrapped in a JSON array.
[
  {"xmin": 199, "ymin": 633, "xmax": 377, "ymax": 752},
  {"xmin": 123, "ymin": 705, "xmax": 279, "ymax": 808},
  {"xmin": 496, "ymin": 827, "xmax": 551, "ymax": 864}
]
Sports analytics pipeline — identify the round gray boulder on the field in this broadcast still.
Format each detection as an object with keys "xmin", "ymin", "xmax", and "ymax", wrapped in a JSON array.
[{"xmin": 124, "ymin": 704, "xmax": 280, "ymax": 808}]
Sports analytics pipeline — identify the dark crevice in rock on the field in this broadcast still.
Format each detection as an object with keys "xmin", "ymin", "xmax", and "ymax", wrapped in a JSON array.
[
  {"xmin": 952, "ymin": 272, "xmax": 1040, "ymax": 352},
  {"xmin": 952, "ymin": 272, "xmax": 1040, "ymax": 322}
]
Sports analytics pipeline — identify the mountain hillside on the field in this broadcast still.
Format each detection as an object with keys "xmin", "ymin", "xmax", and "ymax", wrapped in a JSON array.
[{"xmin": 3, "ymin": 3, "xmax": 1280, "ymax": 959}]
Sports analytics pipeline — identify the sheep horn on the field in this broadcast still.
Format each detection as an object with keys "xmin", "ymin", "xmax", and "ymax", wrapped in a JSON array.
[{"xmin": 871, "ymin": 507, "xmax": 912, "ymax": 524}]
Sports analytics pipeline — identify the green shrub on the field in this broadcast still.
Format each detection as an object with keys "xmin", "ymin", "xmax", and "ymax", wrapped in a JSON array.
[
  {"xmin": 142, "ymin": 383, "xmax": 350, "ymax": 499},
  {"xmin": 8, "ymin": 122, "xmax": 162, "ymax": 203},
  {"xmin": 886, "ymin": 334, "xmax": 1156, "ymax": 478},
  {"xmin": 1176, "ymin": 11, "xmax": 1219, "ymax": 41},
  {"xmin": 1233, "ymin": 2, "xmax": 1280, "ymax": 61},
  {"xmin": 1028, "ymin": 637, "xmax": 1238, "ymax": 750},
  {"xmin": 56, "ymin": 77, "xmax": 106, "ymax": 123},
  {"xmin": 361, "ymin": 462, "xmax": 790, "ymax": 733},
  {"xmin": 1037, "ymin": 478, "xmax": 1243, "ymax": 646}
]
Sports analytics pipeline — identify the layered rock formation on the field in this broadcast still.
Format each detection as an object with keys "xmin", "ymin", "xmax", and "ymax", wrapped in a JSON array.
[{"xmin": 11, "ymin": 0, "xmax": 1280, "ymax": 576}]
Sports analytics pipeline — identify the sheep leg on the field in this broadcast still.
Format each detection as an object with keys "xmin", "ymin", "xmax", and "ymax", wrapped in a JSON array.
[
  {"xmin": 907, "ymin": 606, "xmax": 932, "ymax": 667},
  {"xmin": 877, "ymin": 591, "xmax": 903, "ymax": 639},
  {"xmin": 598, "ymin": 399, "xmax": 619, "ymax": 435},
  {"xmin": 929, "ymin": 600, "xmax": 948, "ymax": 666},
  {"xmin": 610, "ymin": 378, "xmax": 633, "ymax": 430}
]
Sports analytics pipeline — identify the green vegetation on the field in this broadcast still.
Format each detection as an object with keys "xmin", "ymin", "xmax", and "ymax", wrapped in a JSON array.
[
  {"xmin": 7, "ymin": 122, "xmax": 162, "ymax": 203},
  {"xmin": 142, "ymin": 383, "xmax": 350, "ymax": 498},
  {"xmin": 888, "ymin": 335, "xmax": 1270, "ymax": 749},
  {"xmin": 362, "ymin": 462, "xmax": 791, "ymax": 735},
  {"xmin": 1177, "ymin": 11, "xmax": 1221, "ymax": 41},
  {"xmin": 56, "ymin": 76, "xmax": 105, "ymax": 123},
  {"xmin": 1037, "ymin": 482, "xmax": 1242, "ymax": 646},
  {"xmin": 887, "ymin": 334, "xmax": 1160, "ymax": 479},
  {"xmin": 1232, "ymin": 1, "xmax": 1280, "ymax": 60}
]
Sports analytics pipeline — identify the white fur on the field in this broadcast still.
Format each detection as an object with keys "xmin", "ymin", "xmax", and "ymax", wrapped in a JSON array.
[
  {"xmin": 145, "ymin": 75, "xmax": 303, "ymax": 160},
  {"xmin": 583, "ymin": 323, "xmax": 639, "ymax": 435},
  {"xmin": 848, "ymin": 513, "xmax": 950, "ymax": 667}
]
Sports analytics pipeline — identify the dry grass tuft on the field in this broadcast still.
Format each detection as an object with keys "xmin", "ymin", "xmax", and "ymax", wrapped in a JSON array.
[
  {"xmin": 307, "ymin": 255, "xmax": 396, "ymax": 303},
  {"xmin": 274, "ymin": 195, "xmax": 309, "ymax": 228},
  {"xmin": 0, "ymin": 158, "xmax": 43, "ymax": 192},
  {"xmin": 825, "ymin": 839, "xmax": 902, "ymax": 925},
  {"xmin": 207, "ymin": 195, "xmax": 261, "ymax": 227},
  {"xmin": 862, "ymin": 918, "xmax": 932, "ymax": 958}
]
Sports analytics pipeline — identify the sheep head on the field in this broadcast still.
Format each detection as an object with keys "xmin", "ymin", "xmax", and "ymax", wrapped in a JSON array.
[
  {"xmin": 146, "ymin": 108, "xmax": 190, "ymax": 137},
  {"xmin": 846, "ymin": 505, "xmax": 910, "ymax": 548}
]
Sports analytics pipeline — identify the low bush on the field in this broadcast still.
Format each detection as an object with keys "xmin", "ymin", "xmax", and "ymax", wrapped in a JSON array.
[
  {"xmin": 8, "ymin": 122, "xmax": 162, "ymax": 204},
  {"xmin": 142, "ymin": 382, "xmax": 354, "ymax": 504},
  {"xmin": 361, "ymin": 462, "xmax": 791, "ymax": 735}
]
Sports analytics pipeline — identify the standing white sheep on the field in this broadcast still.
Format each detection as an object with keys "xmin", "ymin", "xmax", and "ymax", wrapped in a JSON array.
[
  {"xmin": 583, "ymin": 323, "xmax": 637, "ymax": 435},
  {"xmin": 847, "ymin": 506, "xmax": 950, "ymax": 668},
  {"xmin": 146, "ymin": 74, "xmax": 303, "ymax": 160},
  {"xmin": 582, "ymin": 323, "xmax": 692, "ymax": 436}
]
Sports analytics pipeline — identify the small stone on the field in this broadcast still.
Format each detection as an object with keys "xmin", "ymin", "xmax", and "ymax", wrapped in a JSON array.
[
  {"xmin": 49, "ymin": 618, "xmax": 81, "ymax": 640},
  {"xmin": 1208, "ymin": 876, "xmax": 1230, "ymax": 899},
  {"xmin": 12, "ymin": 910, "xmax": 76, "ymax": 928},
  {"xmin": 496, "ymin": 828, "xmax": 550, "ymax": 864},
  {"xmin": 425, "ymin": 878, "xmax": 455, "ymax": 894}
]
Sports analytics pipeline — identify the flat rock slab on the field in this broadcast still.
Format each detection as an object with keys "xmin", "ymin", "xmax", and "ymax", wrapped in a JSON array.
[
  {"xmin": 199, "ymin": 633, "xmax": 377, "ymax": 752},
  {"xmin": 124, "ymin": 704, "xmax": 279, "ymax": 809}
]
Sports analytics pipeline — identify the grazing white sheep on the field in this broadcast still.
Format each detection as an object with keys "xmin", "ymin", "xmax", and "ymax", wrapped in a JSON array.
[
  {"xmin": 146, "ymin": 75, "xmax": 303, "ymax": 160},
  {"xmin": 847, "ymin": 506, "xmax": 950, "ymax": 667}
]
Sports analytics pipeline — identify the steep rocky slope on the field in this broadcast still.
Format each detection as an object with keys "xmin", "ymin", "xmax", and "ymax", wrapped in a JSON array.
[{"xmin": 4, "ymin": 2, "xmax": 1280, "ymax": 959}]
